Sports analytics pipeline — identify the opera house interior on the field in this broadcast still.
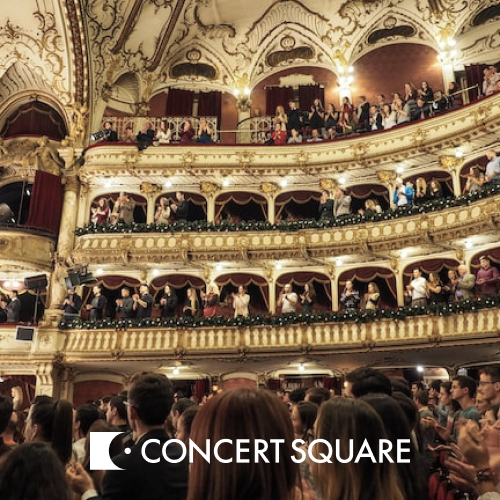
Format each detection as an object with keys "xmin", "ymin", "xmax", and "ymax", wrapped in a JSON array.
[{"xmin": 1, "ymin": 0, "xmax": 500, "ymax": 403}]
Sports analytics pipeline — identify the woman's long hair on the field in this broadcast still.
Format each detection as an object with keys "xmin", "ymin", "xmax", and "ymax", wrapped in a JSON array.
[
  {"xmin": 187, "ymin": 388, "xmax": 299, "ymax": 500},
  {"xmin": 0, "ymin": 442, "xmax": 72, "ymax": 500},
  {"xmin": 312, "ymin": 397, "xmax": 403, "ymax": 500}
]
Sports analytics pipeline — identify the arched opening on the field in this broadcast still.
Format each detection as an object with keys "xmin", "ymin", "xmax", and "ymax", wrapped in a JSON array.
[
  {"xmin": 276, "ymin": 271, "xmax": 331, "ymax": 312},
  {"xmin": 214, "ymin": 273, "xmax": 269, "ymax": 315},
  {"xmin": 348, "ymin": 184, "xmax": 390, "ymax": 215},
  {"xmin": 338, "ymin": 267, "xmax": 397, "ymax": 310},
  {"xmin": 154, "ymin": 192, "xmax": 207, "ymax": 223},
  {"xmin": 215, "ymin": 192, "xmax": 267, "ymax": 223},
  {"xmin": 0, "ymin": 101, "xmax": 67, "ymax": 140},
  {"xmin": 406, "ymin": 171, "xmax": 454, "ymax": 200},
  {"xmin": 150, "ymin": 274, "xmax": 206, "ymax": 317},
  {"xmin": 275, "ymin": 190, "xmax": 321, "ymax": 222},
  {"xmin": 0, "ymin": 181, "xmax": 34, "ymax": 225},
  {"xmin": 89, "ymin": 193, "xmax": 147, "ymax": 225},
  {"xmin": 80, "ymin": 275, "xmax": 141, "ymax": 320}
]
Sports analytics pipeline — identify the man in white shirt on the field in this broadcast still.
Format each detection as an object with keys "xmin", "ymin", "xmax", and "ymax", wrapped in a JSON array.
[
  {"xmin": 279, "ymin": 283, "xmax": 298, "ymax": 313},
  {"xmin": 406, "ymin": 268, "xmax": 427, "ymax": 307},
  {"xmin": 485, "ymin": 150, "xmax": 500, "ymax": 185}
]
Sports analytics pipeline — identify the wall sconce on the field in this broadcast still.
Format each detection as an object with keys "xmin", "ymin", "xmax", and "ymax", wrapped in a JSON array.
[
  {"xmin": 337, "ymin": 65, "xmax": 354, "ymax": 91},
  {"xmin": 233, "ymin": 74, "xmax": 252, "ymax": 112},
  {"xmin": 438, "ymin": 37, "xmax": 457, "ymax": 66}
]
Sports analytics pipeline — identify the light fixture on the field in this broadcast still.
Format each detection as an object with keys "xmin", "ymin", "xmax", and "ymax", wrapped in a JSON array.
[
  {"xmin": 96, "ymin": 268, "xmax": 103, "ymax": 275},
  {"xmin": 416, "ymin": 365, "xmax": 424, "ymax": 373},
  {"xmin": 173, "ymin": 366, "xmax": 179, "ymax": 376},
  {"xmin": 216, "ymin": 263, "xmax": 223, "ymax": 272},
  {"xmin": 400, "ymin": 249, "xmax": 408, "ymax": 259},
  {"xmin": 233, "ymin": 74, "xmax": 252, "ymax": 112},
  {"xmin": 396, "ymin": 165, "xmax": 405, "ymax": 174},
  {"xmin": 464, "ymin": 240, "xmax": 473, "ymax": 249},
  {"xmin": 279, "ymin": 179, "xmax": 288, "ymax": 188},
  {"xmin": 338, "ymin": 176, "xmax": 346, "ymax": 185},
  {"xmin": 298, "ymin": 363, "xmax": 305, "ymax": 372},
  {"xmin": 454, "ymin": 148, "xmax": 464, "ymax": 159},
  {"xmin": 437, "ymin": 34, "xmax": 458, "ymax": 66},
  {"xmin": 104, "ymin": 180, "xmax": 112, "ymax": 188},
  {"xmin": 335, "ymin": 257, "xmax": 343, "ymax": 266},
  {"xmin": 164, "ymin": 180, "xmax": 172, "ymax": 188},
  {"xmin": 152, "ymin": 269, "xmax": 159, "ymax": 276},
  {"xmin": 222, "ymin": 177, "xmax": 230, "ymax": 187},
  {"xmin": 4, "ymin": 280, "xmax": 11, "ymax": 288},
  {"xmin": 12, "ymin": 280, "xmax": 20, "ymax": 288},
  {"xmin": 275, "ymin": 262, "xmax": 282, "ymax": 270}
]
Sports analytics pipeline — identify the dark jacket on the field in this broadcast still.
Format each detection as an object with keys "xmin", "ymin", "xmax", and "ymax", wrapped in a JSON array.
[{"xmin": 94, "ymin": 429, "xmax": 188, "ymax": 500}]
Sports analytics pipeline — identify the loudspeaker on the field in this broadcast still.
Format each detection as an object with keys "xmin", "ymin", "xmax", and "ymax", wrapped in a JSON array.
[
  {"xmin": 15, "ymin": 326, "xmax": 35, "ymax": 341},
  {"xmin": 66, "ymin": 272, "xmax": 81, "ymax": 287},
  {"xmin": 24, "ymin": 274, "xmax": 48, "ymax": 290}
]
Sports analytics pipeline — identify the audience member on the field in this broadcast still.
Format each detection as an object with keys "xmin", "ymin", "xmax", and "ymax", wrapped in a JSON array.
[
  {"xmin": 60, "ymin": 287, "xmax": 82, "ymax": 321},
  {"xmin": 278, "ymin": 283, "xmax": 298, "ymax": 313},
  {"xmin": 340, "ymin": 280, "xmax": 360, "ymax": 312},
  {"xmin": 136, "ymin": 121, "xmax": 155, "ymax": 150},
  {"xmin": 333, "ymin": 186, "xmax": 351, "ymax": 218},
  {"xmin": 67, "ymin": 373, "xmax": 189, "ymax": 500},
  {"xmin": 90, "ymin": 198, "xmax": 110, "ymax": 225},
  {"xmin": 182, "ymin": 287, "xmax": 199, "ymax": 317},
  {"xmin": 456, "ymin": 264, "xmax": 476, "ymax": 301},
  {"xmin": 361, "ymin": 281, "xmax": 380, "ymax": 310},
  {"xmin": 179, "ymin": 119, "xmax": 195, "ymax": 143},
  {"xmin": 344, "ymin": 367, "xmax": 391, "ymax": 398},
  {"xmin": 476, "ymin": 255, "xmax": 499, "ymax": 297},
  {"xmin": 154, "ymin": 197, "xmax": 171, "ymax": 224},
  {"xmin": 300, "ymin": 282, "xmax": 316, "ymax": 312},
  {"xmin": 171, "ymin": 191, "xmax": 189, "ymax": 222},
  {"xmin": 485, "ymin": 150, "xmax": 500, "ymax": 185},
  {"xmin": 155, "ymin": 119, "xmax": 171, "ymax": 144},
  {"xmin": 287, "ymin": 100, "xmax": 302, "ymax": 132},
  {"xmin": 197, "ymin": 117, "xmax": 214, "ymax": 143},
  {"xmin": 86, "ymin": 285, "xmax": 106, "ymax": 321},
  {"xmin": 0, "ymin": 442, "xmax": 73, "ymax": 500},
  {"xmin": 270, "ymin": 123, "xmax": 287, "ymax": 145},
  {"xmin": 287, "ymin": 128, "xmax": 302, "ymax": 143},
  {"xmin": 318, "ymin": 190, "xmax": 333, "ymax": 220},
  {"xmin": 116, "ymin": 287, "xmax": 134, "ymax": 319},
  {"xmin": 160, "ymin": 285, "xmax": 178, "ymax": 318},
  {"xmin": 406, "ymin": 268, "xmax": 427, "ymax": 307},
  {"xmin": 133, "ymin": 284, "xmax": 153, "ymax": 318},
  {"xmin": 201, "ymin": 283, "xmax": 219, "ymax": 317},
  {"xmin": 73, "ymin": 403, "xmax": 100, "ymax": 463},
  {"xmin": 6, "ymin": 290, "xmax": 21, "ymax": 323},
  {"xmin": 187, "ymin": 388, "xmax": 299, "ymax": 500},
  {"xmin": 232, "ymin": 285, "xmax": 250, "ymax": 318}
]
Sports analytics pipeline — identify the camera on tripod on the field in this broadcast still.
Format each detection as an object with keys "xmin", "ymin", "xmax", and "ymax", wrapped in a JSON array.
[{"xmin": 90, "ymin": 129, "xmax": 111, "ymax": 141}]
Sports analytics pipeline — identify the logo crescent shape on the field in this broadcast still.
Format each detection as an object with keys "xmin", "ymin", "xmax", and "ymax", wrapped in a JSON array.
[{"xmin": 90, "ymin": 431, "xmax": 125, "ymax": 470}]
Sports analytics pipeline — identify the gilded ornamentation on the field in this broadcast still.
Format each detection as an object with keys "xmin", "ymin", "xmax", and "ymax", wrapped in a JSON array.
[
  {"xmin": 319, "ymin": 179, "xmax": 337, "ymax": 192},
  {"xmin": 200, "ymin": 181, "xmax": 220, "ymax": 196},
  {"xmin": 439, "ymin": 155, "xmax": 463, "ymax": 172},
  {"xmin": 65, "ymin": 102, "xmax": 89, "ymax": 147},
  {"xmin": 295, "ymin": 151, "xmax": 309, "ymax": 168},
  {"xmin": 237, "ymin": 151, "xmax": 254, "ymax": 166},
  {"xmin": 377, "ymin": 170, "xmax": 396, "ymax": 184},
  {"xmin": 260, "ymin": 182, "xmax": 279, "ymax": 194},
  {"xmin": 411, "ymin": 129, "xmax": 428, "ymax": 149},
  {"xmin": 25, "ymin": 136, "xmax": 65, "ymax": 176},
  {"xmin": 182, "ymin": 152, "xmax": 196, "ymax": 168},
  {"xmin": 140, "ymin": 182, "xmax": 160, "ymax": 194}
]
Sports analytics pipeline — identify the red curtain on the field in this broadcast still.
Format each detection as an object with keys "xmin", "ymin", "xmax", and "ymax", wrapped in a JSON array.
[
  {"xmin": 298, "ymin": 85, "xmax": 325, "ymax": 110},
  {"xmin": 266, "ymin": 87, "xmax": 294, "ymax": 115},
  {"xmin": 276, "ymin": 271, "xmax": 332, "ymax": 310},
  {"xmin": 0, "ymin": 101, "xmax": 67, "ymax": 140},
  {"xmin": 470, "ymin": 247, "xmax": 500, "ymax": 270},
  {"xmin": 150, "ymin": 275, "xmax": 206, "ymax": 293},
  {"xmin": 402, "ymin": 259, "xmax": 460, "ymax": 279},
  {"xmin": 98, "ymin": 276, "xmax": 141, "ymax": 290},
  {"xmin": 275, "ymin": 191, "xmax": 321, "ymax": 220},
  {"xmin": 339, "ymin": 267, "xmax": 397, "ymax": 302},
  {"xmin": 214, "ymin": 192, "xmax": 267, "ymax": 221},
  {"xmin": 405, "ymin": 171, "xmax": 453, "ymax": 196},
  {"xmin": 166, "ymin": 88, "xmax": 194, "ymax": 116},
  {"xmin": 215, "ymin": 273, "xmax": 269, "ymax": 311},
  {"xmin": 198, "ymin": 91, "xmax": 222, "ymax": 125},
  {"xmin": 194, "ymin": 379, "xmax": 210, "ymax": 401},
  {"xmin": 155, "ymin": 192, "xmax": 207, "ymax": 215},
  {"xmin": 25, "ymin": 170, "xmax": 63, "ymax": 234}
]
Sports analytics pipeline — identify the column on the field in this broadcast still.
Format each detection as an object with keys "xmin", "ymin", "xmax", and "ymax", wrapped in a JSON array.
[
  {"xmin": 331, "ymin": 278, "xmax": 338, "ymax": 312},
  {"xmin": 206, "ymin": 196, "xmax": 215, "ymax": 223},
  {"xmin": 396, "ymin": 267, "xmax": 406, "ymax": 307},
  {"xmin": 35, "ymin": 362, "xmax": 55, "ymax": 397},
  {"xmin": 267, "ymin": 195, "xmax": 275, "ymax": 224},
  {"xmin": 236, "ymin": 108, "xmax": 251, "ymax": 144},
  {"xmin": 146, "ymin": 193, "xmax": 156, "ymax": 223},
  {"xmin": 268, "ymin": 277, "xmax": 276, "ymax": 314}
]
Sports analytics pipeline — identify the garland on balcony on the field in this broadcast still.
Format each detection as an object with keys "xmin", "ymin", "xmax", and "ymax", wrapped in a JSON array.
[
  {"xmin": 59, "ymin": 295, "xmax": 500, "ymax": 330},
  {"xmin": 74, "ymin": 186, "xmax": 499, "ymax": 236}
]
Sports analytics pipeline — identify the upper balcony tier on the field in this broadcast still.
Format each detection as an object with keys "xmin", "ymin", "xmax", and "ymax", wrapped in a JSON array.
[{"xmin": 78, "ymin": 95, "xmax": 500, "ymax": 188}]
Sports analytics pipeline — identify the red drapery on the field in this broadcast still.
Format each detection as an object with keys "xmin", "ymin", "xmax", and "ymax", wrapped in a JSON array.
[
  {"xmin": 298, "ymin": 85, "xmax": 325, "ymax": 110},
  {"xmin": 166, "ymin": 88, "xmax": 195, "ymax": 116},
  {"xmin": 215, "ymin": 273, "xmax": 269, "ymax": 312},
  {"xmin": 194, "ymin": 379, "xmax": 210, "ymax": 401},
  {"xmin": 470, "ymin": 247, "xmax": 500, "ymax": 270},
  {"xmin": 405, "ymin": 171, "xmax": 453, "ymax": 196},
  {"xmin": 155, "ymin": 192, "xmax": 207, "ymax": 215},
  {"xmin": 0, "ymin": 101, "xmax": 67, "ymax": 140},
  {"xmin": 198, "ymin": 91, "xmax": 222, "ymax": 126},
  {"xmin": 339, "ymin": 267, "xmax": 398, "ymax": 304},
  {"xmin": 276, "ymin": 271, "xmax": 332, "ymax": 310},
  {"xmin": 98, "ymin": 276, "xmax": 141, "ymax": 290},
  {"xmin": 150, "ymin": 275, "xmax": 206, "ymax": 293},
  {"xmin": 275, "ymin": 191, "xmax": 321, "ymax": 220},
  {"xmin": 214, "ymin": 192, "xmax": 267, "ymax": 221},
  {"xmin": 403, "ymin": 259, "xmax": 460, "ymax": 278},
  {"xmin": 266, "ymin": 86, "xmax": 294, "ymax": 116},
  {"xmin": 25, "ymin": 170, "xmax": 63, "ymax": 234}
]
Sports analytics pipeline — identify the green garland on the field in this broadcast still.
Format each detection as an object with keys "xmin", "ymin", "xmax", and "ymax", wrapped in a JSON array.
[
  {"xmin": 59, "ymin": 295, "xmax": 500, "ymax": 330},
  {"xmin": 74, "ymin": 185, "xmax": 499, "ymax": 236}
]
